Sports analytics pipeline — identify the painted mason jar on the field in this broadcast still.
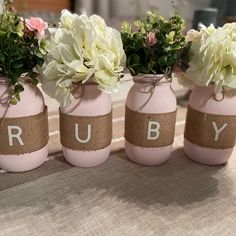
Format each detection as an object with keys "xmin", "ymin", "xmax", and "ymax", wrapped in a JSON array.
[
  {"xmin": 0, "ymin": 78, "xmax": 48, "ymax": 172},
  {"xmin": 184, "ymin": 86, "xmax": 236, "ymax": 165},
  {"xmin": 60, "ymin": 83, "xmax": 112, "ymax": 168},
  {"xmin": 125, "ymin": 74, "xmax": 177, "ymax": 166}
]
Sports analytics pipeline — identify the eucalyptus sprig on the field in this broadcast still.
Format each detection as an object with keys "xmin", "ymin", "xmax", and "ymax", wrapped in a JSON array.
[
  {"xmin": 121, "ymin": 11, "xmax": 186, "ymax": 76},
  {"xmin": 0, "ymin": 1, "xmax": 47, "ymax": 104}
]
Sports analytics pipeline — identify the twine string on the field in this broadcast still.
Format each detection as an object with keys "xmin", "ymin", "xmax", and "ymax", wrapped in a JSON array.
[
  {"xmin": 0, "ymin": 78, "xmax": 37, "ymax": 125},
  {"xmin": 213, "ymin": 88, "xmax": 225, "ymax": 102},
  {"xmin": 133, "ymin": 74, "xmax": 172, "ymax": 112},
  {"xmin": 0, "ymin": 80, "xmax": 11, "ymax": 104},
  {"xmin": 203, "ymin": 88, "xmax": 225, "ymax": 121},
  {"xmin": 67, "ymin": 82, "xmax": 85, "ymax": 113},
  {"xmin": 0, "ymin": 80, "xmax": 12, "ymax": 125},
  {"xmin": 67, "ymin": 71, "xmax": 97, "ymax": 112}
]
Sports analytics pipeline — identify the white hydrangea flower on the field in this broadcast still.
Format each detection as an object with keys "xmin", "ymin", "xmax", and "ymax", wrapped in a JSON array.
[
  {"xmin": 179, "ymin": 23, "xmax": 236, "ymax": 93},
  {"xmin": 186, "ymin": 29, "xmax": 200, "ymax": 42},
  {"xmin": 42, "ymin": 10, "xmax": 126, "ymax": 106}
]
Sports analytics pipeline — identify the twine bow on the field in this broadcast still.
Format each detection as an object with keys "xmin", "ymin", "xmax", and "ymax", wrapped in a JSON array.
[
  {"xmin": 68, "ymin": 70, "xmax": 126, "ymax": 111},
  {"xmin": 66, "ymin": 70, "xmax": 96, "ymax": 112},
  {"xmin": 133, "ymin": 74, "xmax": 172, "ymax": 112},
  {"xmin": 0, "ymin": 78, "xmax": 34, "ymax": 125}
]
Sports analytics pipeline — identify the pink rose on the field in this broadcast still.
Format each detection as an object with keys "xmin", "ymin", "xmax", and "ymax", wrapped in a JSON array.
[
  {"xmin": 25, "ymin": 17, "xmax": 48, "ymax": 39},
  {"xmin": 146, "ymin": 32, "xmax": 157, "ymax": 46}
]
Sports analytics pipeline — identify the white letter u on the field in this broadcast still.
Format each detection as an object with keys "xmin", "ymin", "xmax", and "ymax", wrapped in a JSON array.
[{"xmin": 75, "ymin": 124, "xmax": 92, "ymax": 143}]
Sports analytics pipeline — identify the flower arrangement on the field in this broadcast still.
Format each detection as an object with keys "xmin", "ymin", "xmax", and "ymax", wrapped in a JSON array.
[
  {"xmin": 0, "ymin": 2, "xmax": 48, "ymax": 104},
  {"xmin": 178, "ymin": 23, "xmax": 236, "ymax": 93},
  {"xmin": 121, "ymin": 11, "xmax": 186, "ymax": 76},
  {"xmin": 42, "ymin": 10, "xmax": 126, "ymax": 107}
]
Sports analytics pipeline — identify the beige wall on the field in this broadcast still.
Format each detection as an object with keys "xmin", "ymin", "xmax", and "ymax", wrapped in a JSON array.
[
  {"xmin": 76, "ymin": 0, "xmax": 211, "ymax": 22},
  {"xmin": 110, "ymin": 0, "xmax": 211, "ymax": 21},
  {"xmin": 0, "ymin": 0, "xmax": 4, "ymax": 14}
]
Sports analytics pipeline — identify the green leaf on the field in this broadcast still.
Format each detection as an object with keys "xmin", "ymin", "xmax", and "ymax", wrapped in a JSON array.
[
  {"xmin": 9, "ymin": 97, "xmax": 17, "ymax": 105},
  {"xmin": 12, "ymin": 61, "xmax": 24, "ymax": 69},
  {"xmin": 167, "ymin": 31, "xmax": 175, "ymax": 41},
  {"xmin": 30, "ymin": 76, "xmax": 39, "ymax": 86},
  {"xmin": 14, "ymin": 84, "xmax": 24, "ymax": 93},
  {"xmin": 121, "ymin": 11, "xmax": 186, "ymax": 74},
  {"xmin": 128, "ymin": 54, "xmax": 140, "ymax": 66},
  {"xmin": 140, "ymin": 65, "xmax": 151, "ymax": 74},
  {"xmin": 0, "ymin": 53, "xmax": 5, "ymax": 63},
  {"xmin": 28, "ymin": 71, "xmax": 39, "ymax": 79},
  {"xmin": 134, "ymin": 20, "xmax": 142, "ymax": 29},
  {"xmin": 16, "ymin": 21, "xmax": 24, "ymax": 37},
  {"xmin": 121, "ymin": 22, "xmax": 132, "ymax": 34},
  {"xmin": 0, "ymin": 10, "xmax": 46, "ymax": 93},
  {"xmin": 15, "ymin": 93, "xmax": 20, "ymax": 102},
  {"xmin": 158, "ymin": 56, "xmax": 168, "ymax": 65}
]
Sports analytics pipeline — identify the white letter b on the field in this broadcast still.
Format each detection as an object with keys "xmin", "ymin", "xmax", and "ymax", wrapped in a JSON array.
[{"xmin": 147, "ymin": 121, "xmax": 160, "ymax": 140}]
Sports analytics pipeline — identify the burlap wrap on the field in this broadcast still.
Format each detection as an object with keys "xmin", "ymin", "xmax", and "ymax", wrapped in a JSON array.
[
  {"xmin": 125, "ymin": 106, "xmax": 176, "ymax": 148},
  {"xmin": 60, "ymin": 110, "xmax": 112, "ymax": 151},
  {"xmin": 184, "ymin": 105, "xmax": 236, "ymax": 149},
  {"xmin": 0, "ymin": 107, "xmax": 49, "ymax": 155}
]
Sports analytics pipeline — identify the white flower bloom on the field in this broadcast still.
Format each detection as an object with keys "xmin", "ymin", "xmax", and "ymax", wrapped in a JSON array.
[
  {"xmin": 179, "ymin": 23, "xmax": 236, "ymax": 93},
  {"xmin": 186, "ymin": 29, "xmax": 200, "ymax": 42},
  {"xmin": 60, "ymin": 9, "xmax": 77, "ymax": 29},
  {"xmin": 42, "ymin": 10, "xmax": 126, "ymax": 106},
  {"xmin": 90, "ymin": 15, "xmax": 107, "ymax": 38}
]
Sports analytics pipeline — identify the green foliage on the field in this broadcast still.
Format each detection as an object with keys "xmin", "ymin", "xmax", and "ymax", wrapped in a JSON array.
[
  {"xmin": 178, "ymin": 41, "xmax": 192, "ymax": 72},
  {"xmin": 0, "ymin": 10, "xmax": 46, "ymax": 104},
  {"xmin": 121, "ymin": 11, "xmax": 186, "ymax": 76}
]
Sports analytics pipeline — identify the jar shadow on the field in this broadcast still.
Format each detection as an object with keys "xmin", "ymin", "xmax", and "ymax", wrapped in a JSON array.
[{"xmin": 0, "ymin": 147, "xmax": 233, "ymax": 220}]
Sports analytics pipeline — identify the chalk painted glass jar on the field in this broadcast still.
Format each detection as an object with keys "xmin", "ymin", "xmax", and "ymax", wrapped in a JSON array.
[
  {"xmin": 184, "ymin": 86, "xmax": 236, "ymax": 165},
  {"xmin": 60, "ymin": 84, "xmax": 112, "ymax": 168},
  {"xmin": 0, "ymin": 78, "xmax": 48, "ymax": 172},
  {"xmin": 125, "ymin": 75, "xmax": 177, "ymax": 166}
]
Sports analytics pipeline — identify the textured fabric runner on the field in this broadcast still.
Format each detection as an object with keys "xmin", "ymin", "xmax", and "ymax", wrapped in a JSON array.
[{"xmin": 1, "ymin": 104, "xmax": 236, "ymax": 235}]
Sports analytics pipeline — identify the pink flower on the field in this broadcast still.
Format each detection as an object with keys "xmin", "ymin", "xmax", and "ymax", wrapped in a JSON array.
[
  {"xmin": 146, "ymin": 32, "xmax": 157, "ymax": 46},
  {"xmin": 25, "ymin": 17, "xmax": 48, "ymax": 39}
]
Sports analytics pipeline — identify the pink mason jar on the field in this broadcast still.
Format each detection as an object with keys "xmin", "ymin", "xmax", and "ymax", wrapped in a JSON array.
[
  {"xmin": 60, "ymin": 84, "xmax": 112, "ymax": 168},
  {"xmin": 125, "ymin": 75, "xmax": 177, "ymax": 166},
  {"xmin": 184, "ymin": 86, "xmax": 236, "ymax": 165},
  {"xmin": 0, "ymin": 78, "xmax": 48, "ymax": 172}
]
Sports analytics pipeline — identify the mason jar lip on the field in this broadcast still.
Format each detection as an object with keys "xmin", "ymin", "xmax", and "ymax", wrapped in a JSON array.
[
  {"xmin": 0, "ymin": 76, "xmax": 29, "ymax": 82},
  {"xmin": 133, "ymin": 73, "xmax": 172, "ymax": 86},
  {"xmin": 134, "ymin": 73, "xmax": 168, "ymax": 76},
  {"xmin": 0, "ymin": 77, "xmax": 8, "ymax": 85},
  {"xmin": 0, "ymin": 77, "xmax": 35, "ymax": 86},
  {"xmin": 72, "ymin": 81, "xmax": 97, "ymax": 87}
]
